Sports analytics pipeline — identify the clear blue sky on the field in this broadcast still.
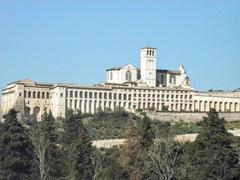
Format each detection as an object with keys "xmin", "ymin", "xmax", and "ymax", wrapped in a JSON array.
[{"xmin": 0, "ymin": 0, "xmax": 239, "ymax": 91}]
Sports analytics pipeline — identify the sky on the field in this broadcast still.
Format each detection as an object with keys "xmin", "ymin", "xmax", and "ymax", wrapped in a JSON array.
[{"xmin": 0, "ymin": 0, "xmax": 239, "ymax": 91}]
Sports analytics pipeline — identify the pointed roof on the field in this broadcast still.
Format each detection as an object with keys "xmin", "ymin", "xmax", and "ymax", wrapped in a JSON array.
[{"xmin": 106, "ymin": 64, "xmax": 136, "ymax": 71}]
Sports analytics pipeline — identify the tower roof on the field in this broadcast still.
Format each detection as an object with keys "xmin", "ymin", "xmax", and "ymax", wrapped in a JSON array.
[{"xmin": 141, "ymin": 47, "xmax": 157, "ymax": 49}]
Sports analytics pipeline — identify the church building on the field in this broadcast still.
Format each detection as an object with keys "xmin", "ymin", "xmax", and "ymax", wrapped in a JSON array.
[{"xmin": 1, "ymin": 47, "xmax": 240, "ymax": 120}]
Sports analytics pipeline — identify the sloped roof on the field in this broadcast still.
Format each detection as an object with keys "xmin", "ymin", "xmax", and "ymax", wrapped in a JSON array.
[
  {"xmin": 106, "ymin": 64, "xmax": 136, "ymax": 71},
  {"xmin": 106, "ymin": 66, "xmax": 124, "ymax": 71},
  {"xmin": 141, "ymin": 47, "xmax": 157, "ymax": 49},
  {"xmin": 157, "ymin": 69, "xmax": 181, "ymax": 75}
]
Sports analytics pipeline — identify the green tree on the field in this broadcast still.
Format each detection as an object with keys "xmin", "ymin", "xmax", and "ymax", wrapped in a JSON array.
[
  {"xmin": 72, "ymin": 120, "xmax": 93, "ymax": 180},
  {"xmin": 40, "ymin": 111, "xmax": 64, "ymax": 179},
  {"xmin": 63, "ymin": 110, "xmax": 94, "ymax": 180},
  {"xmin": 120, "ymin": 114, "xmax": 155, "ymax": 180},
  {"xmin": 62, "ymin": 110, "xmax": 82, "ymax": 179},
  {"xmin": 63, "ymin": 109, "xmax": 81, "ymax": 146},
  {"xmin": 0, "ymin": 109, "xmax": 34, "ymax": 180},
  {"xmin": 138, "ymin": 116, "xmax": 155, "ymax": 150},
  {"xmin": 188, "ymin": 109, "xmax": 240, "ymax": 180},
  {"xmin": 120, "ymin": 116, "xmax": 141, "ymax": 180},
  {"xmin": 99, "ymin": 147, "xmax": 128, "ymax": 180}
]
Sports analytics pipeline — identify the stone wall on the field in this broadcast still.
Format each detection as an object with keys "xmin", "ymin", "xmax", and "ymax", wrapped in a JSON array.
[
  {"xmin": 92, "ymin": 129, "xmax": 240, "ymax": 148},
  {"xmin": 147, "ymin": 112, "xmax": 240, "ymax": 123}
]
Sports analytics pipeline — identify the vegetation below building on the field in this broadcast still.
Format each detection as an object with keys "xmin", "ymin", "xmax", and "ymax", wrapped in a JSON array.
[
  {"xmin": 1, "ymin": 108, "xmax": 240, "ymax": 179},
  {"xmin": 83, "ymin": 109, "xmax": 239, "ymax": 140}
]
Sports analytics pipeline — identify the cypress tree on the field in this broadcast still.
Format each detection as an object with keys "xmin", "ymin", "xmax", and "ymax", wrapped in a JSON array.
[
  {"xmin": 63, "ymin": 109, "xmax": 81, "ymax": 146},
  {"xmin": 62, "ymin": 109, "xmax": 82, "ymax": 179},
  {"xmin": 63, "ymin": 110, "xmax": 94, "ymax": 180},
  {"xmin": 189, "ymin": 109, "xmax": 240, "ymax": 179},
  {"xmin": 0, "ymin": 109, "xmax": 34, "ymax": 180},
  {"xmin": 40, "ymin": 111, "xmax": 64, "ymax": 179},
  {"xmin": 120, "ymin": 114, "xmax": 155, "ymax": 180},
  {"xmin": 120, "ymin": 116, "xmax": 141, "ymax": 180},
  {"xmin": 73, "ymin": 121, "xmax": 93, "ymax": 180},
  {"xmin": 138, "ymin": 115, "xmax": 155, "ymax": 150}
]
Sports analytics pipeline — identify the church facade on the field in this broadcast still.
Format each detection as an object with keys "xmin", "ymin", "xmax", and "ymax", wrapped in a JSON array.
[{"xmin": 1, "ymin": 47, "xmax": 240, "ymax": 120}]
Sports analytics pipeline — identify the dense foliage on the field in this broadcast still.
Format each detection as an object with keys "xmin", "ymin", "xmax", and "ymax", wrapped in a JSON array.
[
  {"xmin": 0, "ymin": 109, "xmax": 34, "ymax": 180},
  {"xmin": 185, "ymin": 109, "xmax": 240, "ymax": 180},
  {"xmin": 84, "ymin": 108, "xmax": 130, "ymax": 140},
  {"xmin": 1, "ymin": 108, "xmax": 240, "ymax": 179}
]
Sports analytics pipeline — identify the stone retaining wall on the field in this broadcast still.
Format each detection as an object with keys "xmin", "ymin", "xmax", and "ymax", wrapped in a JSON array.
[
  {"xmin": 92, "ymin": 129, "xmax": 240, "ymax": 148},
  {"xmin": 147, "ymin": 112, "xmax": 240, "ymax": 123}
]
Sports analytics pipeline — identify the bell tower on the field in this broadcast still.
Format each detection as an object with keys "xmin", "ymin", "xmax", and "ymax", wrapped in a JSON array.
[{"xmin": 140, "ymin": 47, "xmax": 157, "ymax": 87}]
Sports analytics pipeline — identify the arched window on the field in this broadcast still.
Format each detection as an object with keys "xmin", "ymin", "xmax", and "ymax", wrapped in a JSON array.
[
  {"xmin": 42, "ymin": 92, "xmax": 45, "ymax": 99},
  {"xmin": 28, "ymin": 91, "xmax": 31, "ymax": 98},
  {"xmin": 37, "ymin": 92, "xmax": 40, "ymax": 98},
  {"xmin": 84, "ymin": 92, "xmax": 88, "ymax": 98},
  {"xmin": 33, "ymin": 91, "xmax": 36, "ymax": 98},
  {"xmin": 89, "ymin": 92, "xmax": 92, "ymax": 98},
  {"xmin": 126, "ymin": 70, "xmax": 132, "ymax": 81},
  {"xmin": 46, "ymin": 92, "xmax": 50, "ymax": 99}
]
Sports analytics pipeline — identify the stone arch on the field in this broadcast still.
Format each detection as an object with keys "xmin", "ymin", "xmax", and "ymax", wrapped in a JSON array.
[
  {"xmin": 89, "ymin": 100, "xmax": 92, "ymax": 113},
  {"xmin": 99, "ymin": 92, "xmax": 102, "ymax": 99},
  {"xmin": 69, "ymin": 99, "xmax": 73, "ymax": 109},
  {"xmin": 28, "ymin": 91, "xmax": 31, "ymax": 98},
  {"xmin": 89, "ymin": 92, "xmax": 92, "ymax": 98},
  {"xmin": 128, "ymin": 102, "xmax": 131, "ymax": 109},
  {"xmin": 199, "ymin": 101, "xmax": 203, "ymax": 111},
  {"xmin": 194, "ymin": 100, "xmax": 198, "ymax": 111},
  {"xmin": 224, "ymin": 102, "xmax": 228, "ymax": 112},
  {"xmin": 219, "ymin": 102, "xmax": 223, "ymax": 112},
  {"xmin": 70, "ymin": 90, "xmax": 73, "ymax": 98},
  {"xmin": 84, "ymin": 92, "xmax": 88, "ymax": 98},
  {"xmin": 128, "ymin": 94, "xmax": 131, "ymax": 100},
  {"xmin": 74, "ymin": 100, "xmax": 78, "ymax": 112},
  {"xmin": 25, "ymin": 106, "xmax": 30, "ymax": 118},
  {"xmin": 33, "ymin": 106, "xmax": 40, "ymax": 119},
  {"xmin": 75, "ymin": 91, "xmax": 78, "ymax": 98},
  {"xmin": 123, "ymin": 94, "xmax": 127, "ymax": 100},
  {"xmin": 33, "ymin": 91, "xmax": 36, "ymax": 98},
  {"xmin": 214, "ymin": 102, "xmax": 218, "ymax": 111},
  {"xmin": 118, "ymin": 94, "xmax": 122, "ymax": 100},
  {"xmin": 229, "ymin": 102, "xmax": 233, "ymax": 112},
  {"xmin": 234, "ymin": 103, "xmax": 238, "ymax": 112},
  {"xmin": 209, "ymin": 101, "xmax": 213, "ymax": 110},
  {"xmin": 46, "ymin": 92, "xmax": 49, "ymax": 99},
  {"xmin": 42, "ymin": 92, "xmax": 45, "ymax": 99},
  {"xmin": 37, "ymin": 91, "xmax": 41, "ymax": 98},
  {"xmin": 204, "ymin": 101, "xmax": 208, "ymax": 112}
]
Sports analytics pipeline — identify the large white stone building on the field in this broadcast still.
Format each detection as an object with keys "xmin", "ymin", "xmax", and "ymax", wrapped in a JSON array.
[{"xmin": 1, "ymin": 47, "xmax": 240, "ymax": 120}]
